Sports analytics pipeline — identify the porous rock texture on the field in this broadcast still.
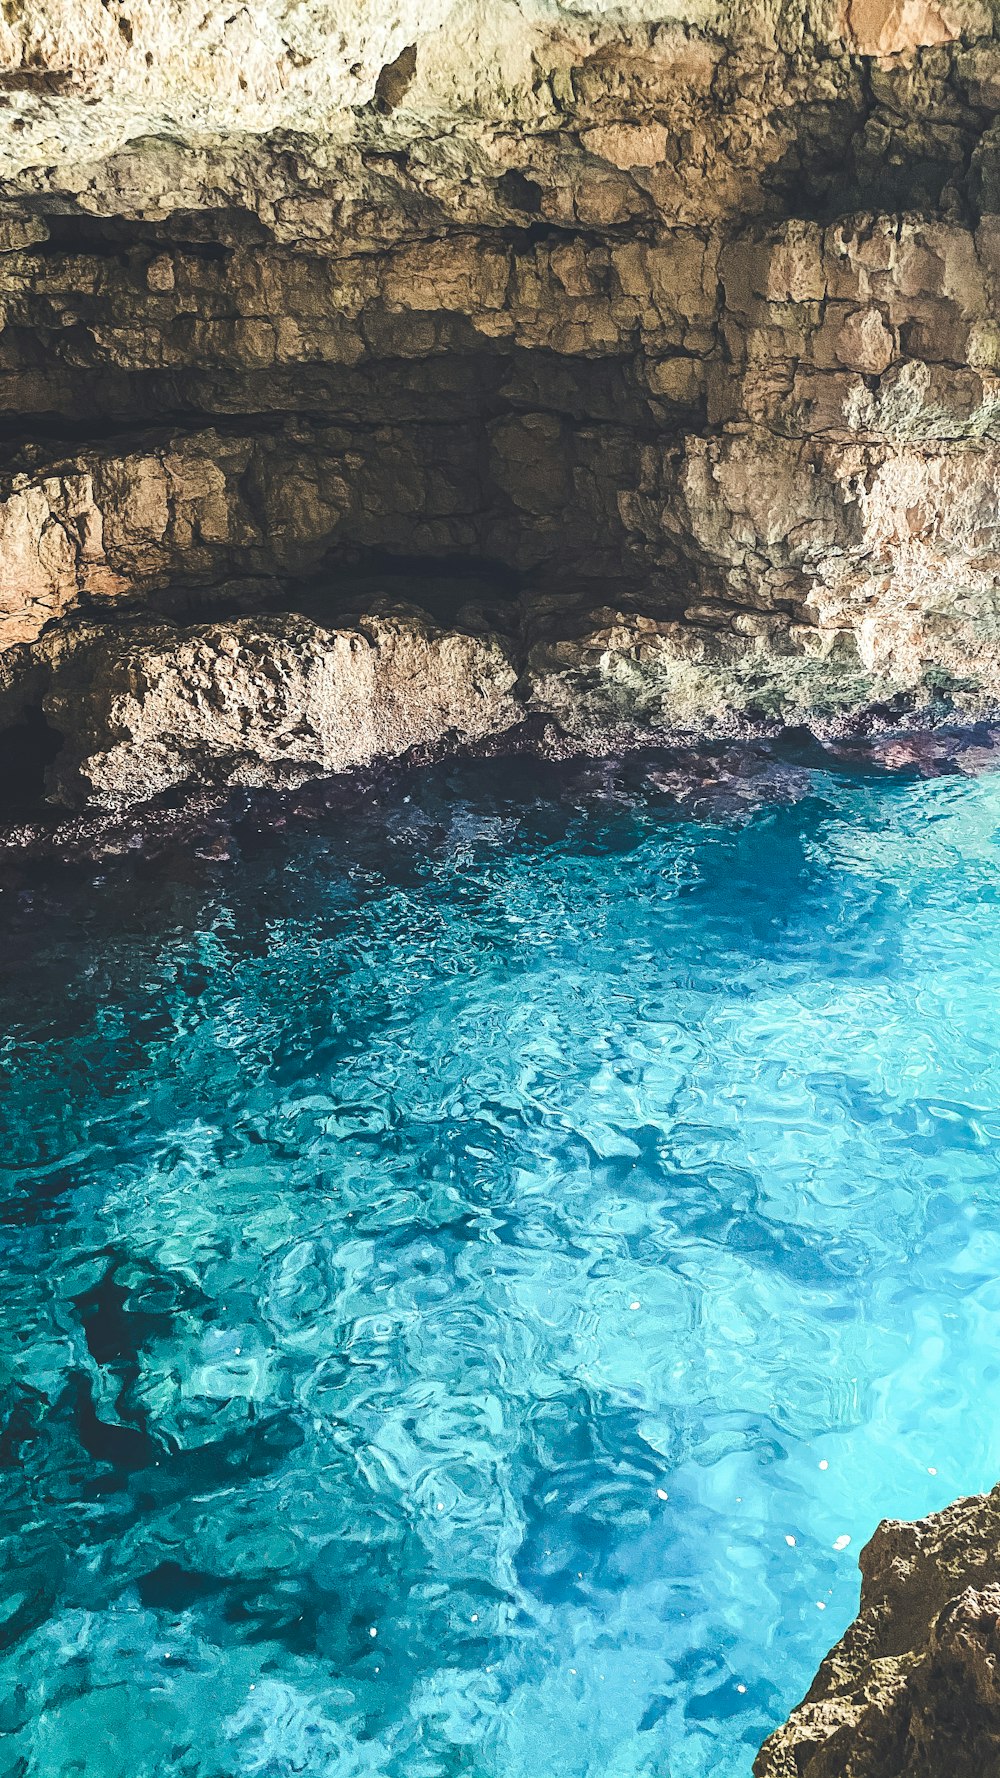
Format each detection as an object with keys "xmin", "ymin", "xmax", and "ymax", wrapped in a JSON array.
[
  {"xmin": 756, "ymin": 1484, "xmax": 1000, "ymax": 1777},
  {"xmin": 6, "ymin": 0, "xmax": 1000, "ymax": 805},
  {"xmin": 40, "ymin": 608, "xmax": 521, "ymax": 808}
]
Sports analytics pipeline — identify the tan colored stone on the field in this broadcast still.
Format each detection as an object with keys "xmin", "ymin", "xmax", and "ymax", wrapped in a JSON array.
[
  {"xmin": 835, "ymin": 306, "xmax": 895, "ymax": 374},
  {"xmin": 43, "ymin": 609, "xmax": 522, "ymax": 809},
  {"xmin": 844, "ymin": 0, "xmax": 958, "ymax": 57},
  {"xmin": 579, "ymin": 123, "xmax": 670, "ymax": 170},
  {"xmin": 0, "ymin": 0, "xmax": 997, "ymax": 845},
  {"xmin": 757, "ymin": 1487, "xmax": 1000, "ymax": 1778},
  {"xmin": 145, "ymin": 254, "xmax": 175, "ymax": 293}
]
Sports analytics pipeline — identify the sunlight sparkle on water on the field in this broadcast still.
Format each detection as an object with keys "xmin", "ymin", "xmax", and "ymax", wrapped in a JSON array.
[{"xmin": 2, "ymin": 751, "xmax": 1000, "ymax": 1777}]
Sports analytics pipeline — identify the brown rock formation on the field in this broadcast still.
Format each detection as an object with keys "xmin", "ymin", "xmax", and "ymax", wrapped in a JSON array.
[
  {"xmin": 756, "ymin": 1485, "xmax": 1000, "ymax": 1777},
  {"xmin": 2, "ymin": 0, "xmax": 1000, "ymax": 806},
  {"xmin": 40, "ymin": 608, "xmax": 521, "ymax": 808}
]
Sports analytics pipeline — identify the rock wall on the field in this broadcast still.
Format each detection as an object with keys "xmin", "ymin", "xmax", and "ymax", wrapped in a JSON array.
[
  {"xmin": 3, "ymin": 0, "xmax": 1000, "ymax": 805},
  {"xmin": 756, "ymin": 1484, "xmax": 1000, "ymax": 1777}
]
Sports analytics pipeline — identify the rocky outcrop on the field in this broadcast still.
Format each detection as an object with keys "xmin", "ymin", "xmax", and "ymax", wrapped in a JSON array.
[
  {"xmin": 37, "ymin": 608, "xmax": 520, "ymax": 808},
  {"xmin": 3, "ymin": 1, "xmax": 1000, "ymax": 806},
  {"xmin": 756, "ymin": 1485, "xmax": 1000, "ymax": 1777}
]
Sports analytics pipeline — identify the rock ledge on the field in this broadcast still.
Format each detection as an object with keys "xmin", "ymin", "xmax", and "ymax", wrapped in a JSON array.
[{"xmin": 757, "ymin": 1486, "xmax": 1000, "ymax": 1778}]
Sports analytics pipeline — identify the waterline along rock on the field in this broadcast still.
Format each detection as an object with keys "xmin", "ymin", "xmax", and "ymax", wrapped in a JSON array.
[
  {"xmin": 756, "ymin": 1486, "xmax": 1000, "ymax": 1778},
  {"xmin": 3, "ymin": 2, "xmax": 1000, "ymax": 803}
]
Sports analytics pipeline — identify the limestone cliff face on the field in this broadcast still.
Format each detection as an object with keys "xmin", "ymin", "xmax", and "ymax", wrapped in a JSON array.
[
  {"xmin": 2, "ymin": 0, "xmax": 1000, "ymax": 805},
  {"xmin": 756, "ymin": 1485, "xmax": 1000, "ymax": 1777}
]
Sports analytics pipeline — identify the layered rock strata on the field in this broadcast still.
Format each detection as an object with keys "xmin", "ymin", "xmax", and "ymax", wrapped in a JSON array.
[
  {"xmin": 4, "ymin": 1, "xmax": 1000, "ymax": 807},
  {"xmin": 756, "ymin": 1485, "xmax": 1000, "ymax": 1778}
]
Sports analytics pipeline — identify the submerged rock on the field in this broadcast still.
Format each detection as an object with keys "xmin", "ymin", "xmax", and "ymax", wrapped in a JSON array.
[{"xmin": 756, "ymin": 1486, "xmax": 1000, "ymax": 1777}]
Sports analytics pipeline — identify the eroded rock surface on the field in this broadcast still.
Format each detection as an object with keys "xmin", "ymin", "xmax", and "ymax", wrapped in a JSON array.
[
  {"xmin": 38, "ymin": 608, "xmax": 520, "ymax": 808},
  {"xmin": 756, "ymin": 1485, "xmax": 1000, "ymax": 1777},
  {"xmin": 3, "ymin": 0, "xmax": 1000, "ymax": 805}
]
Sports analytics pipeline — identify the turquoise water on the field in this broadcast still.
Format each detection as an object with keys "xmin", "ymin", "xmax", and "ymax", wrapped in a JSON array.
[{"xmin": 3, "ymin": 750, "xmax": 1000, "ymax": 1778}]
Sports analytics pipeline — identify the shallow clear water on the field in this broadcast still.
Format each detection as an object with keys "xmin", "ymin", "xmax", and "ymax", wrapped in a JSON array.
[{"xmin": 3, "ymin": 752, "xmax": 1000, "ymax": 1778}]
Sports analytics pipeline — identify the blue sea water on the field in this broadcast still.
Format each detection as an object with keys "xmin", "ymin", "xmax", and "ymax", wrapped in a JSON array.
[{"xmin": 2, "ymin": 749, "xmax": 1000, "ymax": 1778}]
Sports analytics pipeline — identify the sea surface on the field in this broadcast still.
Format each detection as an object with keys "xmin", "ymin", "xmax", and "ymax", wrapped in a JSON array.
[{"xmin": 2, "ymin": 748, "xmax": 1000, "ymax": 1777}]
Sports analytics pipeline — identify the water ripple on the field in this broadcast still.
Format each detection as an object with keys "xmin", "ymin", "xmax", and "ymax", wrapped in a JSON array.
[{"xmin": 1, "ymin": 753, "xmax": 1000, "ymax": 1776}]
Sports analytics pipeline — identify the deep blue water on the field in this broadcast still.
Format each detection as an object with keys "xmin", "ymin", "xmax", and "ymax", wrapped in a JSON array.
[{"xmin": 2, "ymin": 750, "xmax": 1000, "ymax": 1778}]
